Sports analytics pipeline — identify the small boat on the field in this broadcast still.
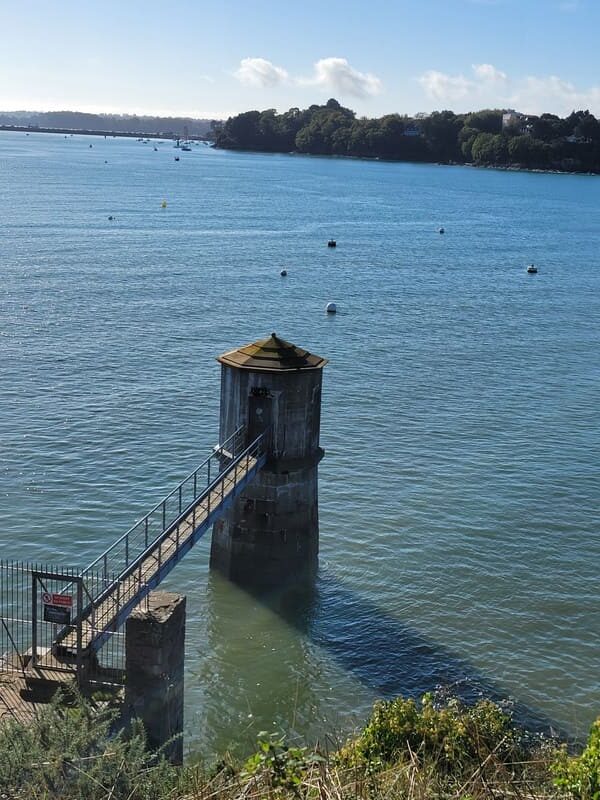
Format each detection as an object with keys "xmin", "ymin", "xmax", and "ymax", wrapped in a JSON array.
[
  {"xmin": 327, "ymin": 239, "xmax": 337, "ymax": 248},
  {"xmin": 181, "ymin": 143, "xmax": 192, "ymax": 151},
  {"xmin": 527, "ymin": 264, "xmax": 538, "ymax": 274}
]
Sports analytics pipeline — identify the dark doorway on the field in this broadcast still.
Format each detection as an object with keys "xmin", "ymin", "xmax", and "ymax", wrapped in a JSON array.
[{"xmin": 247, "ymin": 390, "xmax": 272, "ymax": 448}]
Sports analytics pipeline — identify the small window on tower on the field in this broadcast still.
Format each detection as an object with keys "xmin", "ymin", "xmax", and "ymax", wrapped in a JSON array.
[{"xmin": 250, "ymin": 387, "xmax": 271, "ymax": 398}]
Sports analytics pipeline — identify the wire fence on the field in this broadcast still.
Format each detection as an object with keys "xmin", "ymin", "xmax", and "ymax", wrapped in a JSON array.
[{"xmin": 0, "ymin": 560, "xmax": 144, "ymax": 688}]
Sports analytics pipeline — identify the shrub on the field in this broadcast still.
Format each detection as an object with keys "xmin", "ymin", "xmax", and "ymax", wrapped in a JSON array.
[
  {"xmin": 338, "ymin": 693, "xmax": 524, "ymax": 774},
  {"xmin": 552, "ymin": 717, "xmax": 600, "ymax": 800},
  {"xmin": 0, "ymin": 689, "xmax": 179, "ymax": 799}
]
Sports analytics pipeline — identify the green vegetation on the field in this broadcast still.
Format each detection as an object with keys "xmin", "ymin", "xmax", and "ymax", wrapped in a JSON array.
[
  {"xmin": 214, "ymin": 99, "xmax": 600, "ymax": 173},
  {"xmin": 1, "ymin": 689, "xmax": 598, "ymax": 799},
  {"xmin": 0, "ymin": 110, "xmax": 214, "ymax": 137}
]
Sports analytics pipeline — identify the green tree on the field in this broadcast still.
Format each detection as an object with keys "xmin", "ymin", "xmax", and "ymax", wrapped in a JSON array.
[
  {"xmin": 471, "ymin": 132, "xmax": 507, "ymax": 165},
  {"xmin": 464, "ymin": 109, "xmax": 503, "ymax": 134},
  {"xmin": 420, "ymin": 111, "xmax": 463, "ymax": 161}
]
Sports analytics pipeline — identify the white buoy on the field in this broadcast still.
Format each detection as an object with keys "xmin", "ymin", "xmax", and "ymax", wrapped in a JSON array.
[{"xmin": 326, "ymin": 302, "xmax": 337, "ymax": 314}]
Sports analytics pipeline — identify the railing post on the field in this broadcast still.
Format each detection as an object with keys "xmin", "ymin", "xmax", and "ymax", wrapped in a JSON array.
[
  {"xmin": 145, "ymin": 517, "xmax": 149, "ymax": 548},
  {"xmin": 207, "ymin": 459, "xmax": 211, "ymax": 485},
  {"xmin": 125, "ymin": 534, "xmax": 129, "ymax": 567},
  {"xmin": 162, "ymin": 502, "xmax": 166, "ymax": 532},
  {"xmin": 31, "ymin": 574, "xmax": 37, "ymax": 667},
  {"xmin": 76, "ymin": 578, "xmax": 83, "ymax": 688},
  {"xmin": 193, "ymin": 471, "xmax": 197, "ymax": 498},
  {"xmin": 178, "ymin": 485, "xmax": 182, "ymax": 515},
  {"xmin": 90, "ymin": 574, "xmax": 96, "ymax": 638}
]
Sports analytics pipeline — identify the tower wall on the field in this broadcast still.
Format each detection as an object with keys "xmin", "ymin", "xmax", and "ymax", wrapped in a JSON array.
[{"xmin": 210, "ymin": 350, "xmax": 325, "ymax": 588}]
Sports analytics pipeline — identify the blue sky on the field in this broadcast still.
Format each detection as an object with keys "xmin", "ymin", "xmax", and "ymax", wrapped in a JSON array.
[{"xmin": 1, "ymin": 0, "xmax": 597, "ymax": 119}]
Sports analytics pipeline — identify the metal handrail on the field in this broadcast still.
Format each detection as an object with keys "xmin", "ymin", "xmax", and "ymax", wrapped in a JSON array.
[
  {"xmin": 81, "ymin": 426, "xmax": 245, "ymax": 578},
  {"xmin": 77, "ymin": 430, "xmax": 265, "ymax": 625},
  {"xmin": 68, "ymin": 434, "xmax": 265, "ymax": 654},
  {"xmin": 107, "ymin": 432, "xmax": 264, "ymax": 587}
]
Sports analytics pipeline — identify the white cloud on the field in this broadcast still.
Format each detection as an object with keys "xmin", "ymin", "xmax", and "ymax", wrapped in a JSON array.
[
  {"xmin": 234, "ymin": 58, "xmax": 288, "ymax": 88},
  {"xmin": 418, "ymin": 70, "xmax": 473, "ymax": 102},
  {"xmin": 418, "ymin": 63, "xmax": 600, "ymax": 116},
  {"xmin": 300, "ymin": 57, "xmax": 382, "ymax": 97},
  {"xmin": 472, "ymin": 63, "xmax": 507, "ymax": 83},
  {"xmin": 511, "ymin": 75, "xmax": 600, "ymax": 115}
]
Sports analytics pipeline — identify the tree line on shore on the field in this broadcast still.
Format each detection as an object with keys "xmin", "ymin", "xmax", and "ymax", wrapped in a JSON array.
[
  {"xmin": 214, "ymin": 98, "xmax": 600, "ymax": 172},
  {"xmin": 0, "ymin": 110, "xmax": 213, "ymax": 137}
]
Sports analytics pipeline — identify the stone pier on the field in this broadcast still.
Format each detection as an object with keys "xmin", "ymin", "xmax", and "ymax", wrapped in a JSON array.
[{"xmin": 124, "ymin": 591, "xmax": 185, "ymax": 764}]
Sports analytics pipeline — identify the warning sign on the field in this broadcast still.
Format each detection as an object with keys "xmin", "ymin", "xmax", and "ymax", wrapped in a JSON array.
[
  {"xmin": 42, "ymin": 592, "xmax": 73, "ymax": 625},
  {"xmin": 41, "ymin": 592, "xmax": 73, "ymax": 608},
  {"xmin": 43, "ymin": 605, "xmax": 71, "ymax": 625}
]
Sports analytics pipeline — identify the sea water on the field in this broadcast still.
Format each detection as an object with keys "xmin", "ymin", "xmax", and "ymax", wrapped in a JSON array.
[{"xmin": 0, "ymin": 131, "xmax": 598, "ymax": 755}]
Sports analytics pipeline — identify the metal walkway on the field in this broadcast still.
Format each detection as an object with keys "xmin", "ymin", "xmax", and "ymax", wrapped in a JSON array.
[{"xmin": 25, "ymin": 428, "xmax": 266, "ymax": 681}]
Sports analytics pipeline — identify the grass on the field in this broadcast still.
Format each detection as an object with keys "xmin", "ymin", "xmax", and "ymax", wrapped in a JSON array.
[{"xmin": 0, "ymin": 689, "xmax": 598, "ymax": 800}]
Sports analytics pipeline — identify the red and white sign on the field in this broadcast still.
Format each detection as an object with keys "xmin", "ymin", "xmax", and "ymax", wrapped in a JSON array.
[{"xmin": 41, "ymin": 592, "xmax": 73, "ymax": 608}]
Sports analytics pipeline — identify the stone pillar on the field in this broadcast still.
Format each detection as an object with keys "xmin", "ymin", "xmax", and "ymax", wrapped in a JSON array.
[{"xmin": 124, "ymin": 591, "xmax": 185, "ymax": 764}]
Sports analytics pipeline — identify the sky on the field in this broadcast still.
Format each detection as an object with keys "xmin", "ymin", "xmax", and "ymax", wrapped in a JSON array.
[{"xmin": 0, "ymin": 0, "xmax": 598, "ymax": 120}]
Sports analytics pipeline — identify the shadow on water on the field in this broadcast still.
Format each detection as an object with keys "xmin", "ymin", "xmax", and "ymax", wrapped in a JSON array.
[{"xmin": 244, "ymin": 566, "xmax": 571, "ymax": 742}]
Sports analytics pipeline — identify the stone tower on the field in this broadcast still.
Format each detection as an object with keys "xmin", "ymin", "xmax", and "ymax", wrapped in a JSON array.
[{"xmin": 210, "ymin": 334, "xmax": 327, "ymax": 588}]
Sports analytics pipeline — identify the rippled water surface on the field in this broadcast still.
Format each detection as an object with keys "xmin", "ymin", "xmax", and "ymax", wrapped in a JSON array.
[{"xmin": 0, "ymin": 131, "xmax": 598, "ymax": 754}]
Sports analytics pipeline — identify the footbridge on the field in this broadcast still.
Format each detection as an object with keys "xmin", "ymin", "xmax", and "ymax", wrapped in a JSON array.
[{"xmin": 16, "ymin": 427, "xmax": 266, "ymax": 684}]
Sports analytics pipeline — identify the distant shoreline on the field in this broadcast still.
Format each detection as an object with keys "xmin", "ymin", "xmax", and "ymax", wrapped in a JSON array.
[
  {"xmin": 3, "ymin": 125, "xmax": 596, "ymax": 175},
  {"xmin": 0, "ymin": 125, "xmax": 210, "ymax": 141}
]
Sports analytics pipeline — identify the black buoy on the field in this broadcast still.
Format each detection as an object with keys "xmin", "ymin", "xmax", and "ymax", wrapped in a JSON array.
[
  {"xmin": 108, "ymin": 215, "xmax": 114, "ymax": 221},
  {"xmin": 327, "ymin": 239, "xmax": 337, "ymax": 248},
  {"xmin": 439, "ymin": 227, "xmax": 445, "ymax": 234},
  {"xmin": 280, "ymin": 269, "xmax": 287, "ymax": 277},
  {"xmin": 174, "ymin": 156, "xmax": 180, "ymax": 161}
]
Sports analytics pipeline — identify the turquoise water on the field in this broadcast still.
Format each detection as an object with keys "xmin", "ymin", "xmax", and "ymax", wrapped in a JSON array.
[{"xmin": 0, "ymin": 131, "xmax": 598, "ymax": 754}]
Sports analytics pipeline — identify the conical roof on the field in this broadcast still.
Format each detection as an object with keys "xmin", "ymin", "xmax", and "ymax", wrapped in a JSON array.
[{"xmin": 218, "ymin": 334, "xmax": 327, "ymax": 372}]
